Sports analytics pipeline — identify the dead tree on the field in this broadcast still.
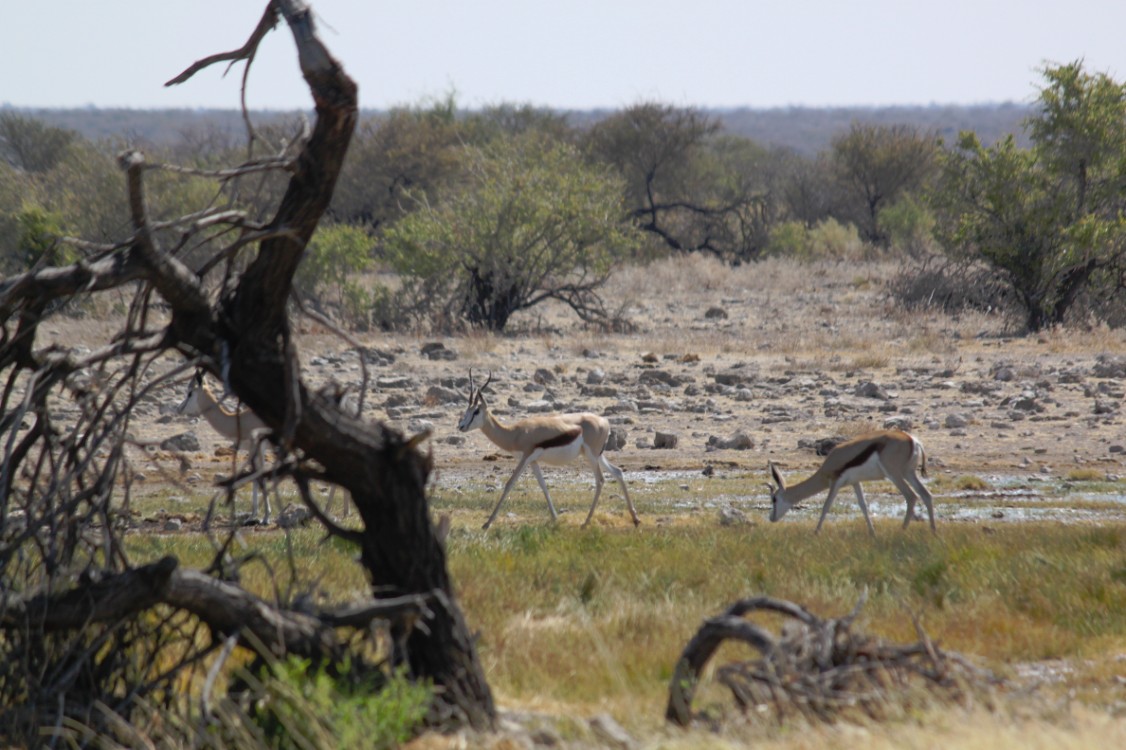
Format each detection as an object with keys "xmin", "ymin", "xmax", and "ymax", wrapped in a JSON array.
[
  {"xmin": 0, "ymin": 0, "xmax": 494, "ymax": 741},
  {"xmin": 666, "ymin": 595, "xmax": 996, "ymax": 728}
]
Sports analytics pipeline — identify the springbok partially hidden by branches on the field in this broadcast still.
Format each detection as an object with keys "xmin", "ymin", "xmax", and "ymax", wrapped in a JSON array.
[
  {"xmin": 458, "ymin": 370, "xmax": 640, "ymax": 530},
  {"xmin": 178, "ymin": 371, "xmax": 273, "ymax": 524},
  {"xmin": 767, "ymin": 429, "xmax": 936, "ymax": 536}
]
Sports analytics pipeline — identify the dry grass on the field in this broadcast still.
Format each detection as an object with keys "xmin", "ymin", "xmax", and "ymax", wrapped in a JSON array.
[{"xmin": 88, "ymin": 253, "xmax": 1126, "ymax": 747}]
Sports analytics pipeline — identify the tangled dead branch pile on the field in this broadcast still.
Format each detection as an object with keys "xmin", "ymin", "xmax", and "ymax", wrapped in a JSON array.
[{"xmin": 666, "ymin": 594, "xmax": 999, "ymax": 727}]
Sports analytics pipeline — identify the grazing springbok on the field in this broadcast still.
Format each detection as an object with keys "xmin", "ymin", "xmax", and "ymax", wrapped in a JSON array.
[
  {"xmin": 178, "ymin": 372, "xmax": 273, "ymax": 524},
  {"xmin": 767, "ymin": 429, "xmax": 936, "ymax": 536},
  {"xmin": 458, "ymin": 370, "xmax": 640, "ymax": 530}
]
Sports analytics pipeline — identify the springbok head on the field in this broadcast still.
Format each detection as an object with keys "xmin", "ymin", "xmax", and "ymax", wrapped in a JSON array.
[
  {"xmin": 767, "ymin": 461, "xmax": 791, "ymax": 522},
  {"xmin": 177, "ymin": 371, "xmax": 205, "ymax": 415},
  {"xmin": 457, "ymin": 369, "xmax": 493, "ymax": 432}
]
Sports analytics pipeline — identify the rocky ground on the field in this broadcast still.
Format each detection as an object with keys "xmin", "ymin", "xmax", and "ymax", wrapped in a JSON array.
[{"xmin": 38, "ymin": 256, "xmax": 1126, "ymax": 529}]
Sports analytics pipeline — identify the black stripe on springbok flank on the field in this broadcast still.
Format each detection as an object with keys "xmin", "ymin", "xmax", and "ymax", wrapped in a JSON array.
[
  {"xmin": 535, "ymin": 427, "xmax": 582, "ymax": 451},
  {"xmin": 832, "ymin": 441, "xmax": 881, "ymax": 480}
]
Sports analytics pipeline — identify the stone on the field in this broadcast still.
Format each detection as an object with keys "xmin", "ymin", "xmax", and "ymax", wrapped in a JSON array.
[
  {"xmin": 420, "ymin": 342, "xmax": 457, "ymax": 361},
  {"xmin": 719, "ymin": 506, "xmax": 748, "ymax": 526},
  {"xmin": 161, "ymin": 432, "xmax": 200, "ymax": 452}
]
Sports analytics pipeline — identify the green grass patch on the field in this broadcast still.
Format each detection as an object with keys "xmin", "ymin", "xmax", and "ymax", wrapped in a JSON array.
[{"xmin": 122, "ymin": 486, "xmax": 1126, "ymax": 736}]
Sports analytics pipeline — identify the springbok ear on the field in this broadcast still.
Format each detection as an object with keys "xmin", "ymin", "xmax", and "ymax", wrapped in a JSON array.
[{"xmin": 768, "ymin": 461, "xmax": 784, "ymax": 489}]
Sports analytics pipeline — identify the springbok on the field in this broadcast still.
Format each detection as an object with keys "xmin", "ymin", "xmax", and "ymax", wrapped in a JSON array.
[
  {"xmin": 458, "ymin": 370, "xmax": 640, "ymax": 530},
  {"xmin": 767, "ymin": 429, "xmax": 936, "ymax": 536},
  {"xmin": 178, "ymin": 372, "xmax": 273, "ymax": 524}
]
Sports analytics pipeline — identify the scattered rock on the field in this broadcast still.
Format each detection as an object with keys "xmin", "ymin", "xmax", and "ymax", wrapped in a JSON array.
[
  {"xmin": 1011, "ymin": 396, "xmax": 1044, "ymax": 412},
  {"xmin": 1094, "ymin": 398, "xmax": 1119, "ymax": 415},
  {"xmin": 719, "ymin": 506, "xmax": 748, "ymax": 526},
  {"xmin": 420, "ymin": 342, "xmax": 457, "ymax": 361},
  {"xmin": 533, "ymin": 367, "xmax": 556, "ymax": 384},
  {"xmin": 653, "ymin": 431, "xmax": 679, "ymax": 449},
  {"xmin": 586, "ymin": 368, "xmax": 606, "ymax": 385},
  {"xmin": 706, "ymin": 431, "xmax": 755, "ymax": 451},
  {"xmin": 944, "ymin": 413, "xmax": 969, "ymax": 428},
  {"xmin": 161, "ymin": 432, "xmax": 200, "ymax": 452},
  {"xmin": 605, "ymin": 427, "xmax": 628, "ymax": 451},
  {"xmin": 425, "ymin": 385, "xmax": 462, "ymax": 404},
  {"xmin": 993, "ymin": 366, "xmax": 1016, "ymax": 382},
  {"xmin": 714, "ymin": 369, "xmax": 754, "ymax": 386},
  {"xmin": 384, "ymin": 392, "xmax": 413, "ymax": 408},
  {"xmin": 376, "ymin": 375, "xmax": 413, "ymax": 389},
  {"xmin": 278, "ymin": 504, "xmax": 311, "ymax": 529},
  {"xmin": 853, "ymin": 381, "xmax": 889, "ymax": 400},
  {"xmin": 1093, "ymin": 356, "xmax": 1126, "ymax": 378},
  {"xmin": 704, "ymin": 306, "xmax": 728, "ymax": 320},
  {"xmin": 813, "ymin": 436, "xmax": 844, "ymax": 456},
  {"xmin": 359, "ymin": 346, "xmax": 396, "ymax": 366},
  {"xmin": 639, "ymin": 369, "xmax": 686, "ymax": 387},
  {"xmin": 163, "ymin": 518, "xmax": 183, "ymax": 532},
  {"xmin": 883, "ymin": 416, "xmax": 912, "ymax": 431}
]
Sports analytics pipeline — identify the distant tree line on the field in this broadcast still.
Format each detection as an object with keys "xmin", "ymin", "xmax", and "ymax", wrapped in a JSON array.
[{"xmin": 3, "ymin": 61, "xmax": 1124, "ymax": 333}]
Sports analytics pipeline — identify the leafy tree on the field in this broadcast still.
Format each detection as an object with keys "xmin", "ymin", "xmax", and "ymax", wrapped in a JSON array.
[
  {"xmin": 331, "ymin": 96, "xmax": 467, "ymax": 229},
  {"xmin": 476, "ymin": 102, "xmax": 575, "ymax": 141},
  {"xmin": 933, "ymin": 61, "xmax": 1126, "ymax": 331},
  {"xmin": 295, "ymin": 222, "xmax": 375, "ymax": 325},
  {"xmin": 830, "ymin": 122, "xmax": 939, "ymax": 246},
  {"xmin": 0, "ymin": 112, "xmax": 77, "ymax": 172},
  {"xmin": 381, "ymin": 133, "xmax": 637, "ymax": 331},
  {"xmin": 585, "ymin": 104, "xmax": 726, "ymax": 255},
  {"xmin": 781, "ymin": 154, "xmax": 838, "ymax": 228},
  {"xmin": 14, "ymin": 204, "xmax": 73, "ymax": 269}
]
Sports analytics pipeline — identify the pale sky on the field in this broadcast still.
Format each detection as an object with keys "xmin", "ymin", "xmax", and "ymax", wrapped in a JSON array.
[{"xmin": 4, "ymin": 1, "xmax": 1125, "ymax": 111}]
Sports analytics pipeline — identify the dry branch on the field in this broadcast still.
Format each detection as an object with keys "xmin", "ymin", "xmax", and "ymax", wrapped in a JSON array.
[
  {"xmin": 0, "ymin": 556, "xmax": 433, "ymax": 662},
  {"xmin": 666, "ymin": 595, "xmax": 998, "ymax": 727}
]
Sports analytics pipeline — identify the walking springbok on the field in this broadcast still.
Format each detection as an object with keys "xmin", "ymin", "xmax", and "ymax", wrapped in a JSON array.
[
  {"xmin": 458, "ymin": 370, "xmax": 640, "ymax": 530},
  {"xmin": 178, "ymin": 372, "xmax": 273, "ymax": 524},
  {"xmin": 767, "ymin": 429, "xmax": 936, "ymax": 536}
]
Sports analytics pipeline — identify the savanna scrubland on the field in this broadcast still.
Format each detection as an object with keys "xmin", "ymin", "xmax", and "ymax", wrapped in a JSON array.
[
  {"xmin": 2, "ymin": 3, "xmax": 1126, "ymax": 748},
  {"xmin": 30, "ymin": 254, "xmax": 1126, "ymax": 748}
]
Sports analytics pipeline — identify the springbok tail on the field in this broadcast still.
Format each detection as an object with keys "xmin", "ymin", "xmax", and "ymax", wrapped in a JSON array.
[{"xmin": 914, "ymin": 437, "xmax": 928, "ymax": 477}]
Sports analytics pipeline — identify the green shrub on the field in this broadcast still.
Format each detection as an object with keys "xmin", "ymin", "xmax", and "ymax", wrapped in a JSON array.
[
  {"xmin": 249, "ymin": 657, "xmax": 431, "ymax": 750},
  {"xmin": 14, "ymin": 203, "xmax": 75, "ymax": 270},
  {"xmin": 380, "ymin": 132, "xmax": 637, "ymax": 332},
  {"xmin": 766, "ymin": 218, "xmax": 863, "ymax": 261},
  {"xmin": 295, "ymin": 223, "xmax": 374, "ymax": 324},
  {"xmin": 880, "ymin": 194, "xmax": 937, "ymax": 257}
]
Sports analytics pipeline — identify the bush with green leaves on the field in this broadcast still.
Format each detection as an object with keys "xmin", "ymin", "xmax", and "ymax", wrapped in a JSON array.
[
  {"xmin": 879, "ymin": 194, "xmax": 937, "ymax": 256},
  {"xmin": 294, "ymin": 223, "xmax": 375, "ymax": 325},
  {"xmin": 0, "ymin": 112, "xmax": 76, "ymax": 173},
  {"xmin": 933, "ymin": 61, "xmax": 1126, "ymax": 331},
  {"xmin": 235, "ymin": 658, "xmax": 431, "ymax": 750},
  {"xmin": 765, "ymin": 218, "xmax": 863, "ymax": 261},
  {"xmin": 380, "ymin": 132, "xmax": 638, "ymax": 332},
  {"xmin": 6, "ymin": 203, "xmax": 75, "ymax": 271}
]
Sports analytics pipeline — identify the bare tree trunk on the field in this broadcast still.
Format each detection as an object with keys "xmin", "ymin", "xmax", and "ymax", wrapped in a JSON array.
[
  {"xmin": 192, "ymin": 1, "xmax": 496, "ymax": 727},
  {"xmin": 0, "ymin": 0, "xmax": 495, "ymax": 731}
]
